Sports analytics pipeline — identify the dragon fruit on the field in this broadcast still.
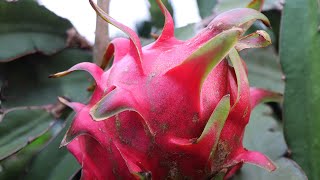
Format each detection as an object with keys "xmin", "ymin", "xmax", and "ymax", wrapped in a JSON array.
[{"xmin": 51, "ymin": 0, "xmax": 281, "ymax": 179}]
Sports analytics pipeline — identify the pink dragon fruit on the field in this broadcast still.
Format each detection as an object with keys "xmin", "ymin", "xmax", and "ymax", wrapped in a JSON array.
[{"xmin": 51, "ymin": 0, "xmax": 281, "ymax": 179}]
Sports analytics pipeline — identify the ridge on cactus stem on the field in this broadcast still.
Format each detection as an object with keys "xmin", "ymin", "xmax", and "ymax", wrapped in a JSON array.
[{"xmin": 51, "ymin": 0, "xmax": 281, "ymax": 179}]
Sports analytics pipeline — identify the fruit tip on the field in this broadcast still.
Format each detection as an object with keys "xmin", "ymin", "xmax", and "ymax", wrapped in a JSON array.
[
  {"xmin": 262, "ymin": 19, "xmax": 271, "ymax": 28},
  {"xmin": 58, "ymin": 96, "xmax": 69, "ymax": 105},
  {"xmin": 48, "ymin": 71, "xmax": 71, "ymax": 78},
  {"xmin": 59, "ymin": 137, "xmax": 68, "ymax": 148},
  {"xmin": 267, "ymin": 162, "xmax": 277, "ymax": 172},
  {"xmin": 88, "ymin": 0, "xmax": 106, "ymax": 23}
]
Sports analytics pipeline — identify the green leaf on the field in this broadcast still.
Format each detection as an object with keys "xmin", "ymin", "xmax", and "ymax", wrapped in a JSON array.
[
  {"xmin": 24, "ymin": 113, "xmax": 80, "ymax": 180},
  {"xmin": 0, "ymin": 0, "xmax": 72, "ymax": 62},
  {"xmin": 233, "ymin": 158, "xmax": 307, "ymax": 180},
  {"xmin": 0, "ymin": 132, "xmax": 52, "ymax": 180},
  {"xmin": 1, "ymin": 49, "xmax": 92, "ymax": 108},
  {"xmin": 197, "ymin": 0, "xmax": 218, "ymax": 18},
  {"xmin": 215, "ymin": 0, "xmax": 282, "ymax": 14},
  {"xmin": 244, "ymin": 105, "xmax": 287, "ymax": 160},
  {"xmin": 232, "ymin": 105, "xmax": 306, "ymax": 179},
  {"xmin": 279, "ymin": 0, "xmax": 320, "ymax": 179},
  {"xmin": 241, "ymin": 47, "xmax": 284, "ymax": 93},
  {"xmin": 174, "ymin": 23, "xmax": 198, "ymax": 40},
  {"xmin": 0, "ymin": 109, "xmax": 54, "ymax": 160},
  {"xmin": 262, "ymin": 0, "xmax": 283, "ymax": 11}
]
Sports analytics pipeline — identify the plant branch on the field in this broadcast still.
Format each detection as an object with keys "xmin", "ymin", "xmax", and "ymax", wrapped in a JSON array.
[{"xmin": 93, "ymin": 0, "xmax": 110, "ymax": 65}]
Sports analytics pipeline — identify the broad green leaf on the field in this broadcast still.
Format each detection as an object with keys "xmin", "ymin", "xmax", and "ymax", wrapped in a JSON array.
[
  {"xmin": 0, "ymin": 109, "xmax": 54, "ymax": 160},
  {"xmin": 215, "ymin": 0, "xmax": 282, "ymax": 14},
  {"xmin": 0, "ymin": 49, "xmax": 92, "ymax": 108},
  {"xmin": 243, "ymin": 105, "xmax": 287, "ymax": 160},
  {"xmin": 0, "ymin": 1, "xmax": 72, "ymax": 62},
  {"xmin": 232, "ymin": 105, "xmax": 306, "ymax": 179},
  {"xmin": 233, "ymin": 158, "xmax": 307, "ymax": 180},
  {"xmin": 24, "ymin": 113, "xmax": 80, "ymax": 180},
  {"xmin": 215, "ymin": 0, "xmax": 253, "ymax": 14},
  {"xmin": 279, "ymin": 0, "xmax": 320, "ymax": 179},
  {"xmin": 175, "ymin": 23, "xmax": 198, "ymax": 40},
  {"xmin": 197, "ymin": 0, "xmax": 218, "ymax": 18},
  {"xmin": 241, "ymin": 47, "xmax": 284, "ymax": 93},
  {"xmin": 0, "ymin": 132, "xmax": 52, "ymax": 180}
]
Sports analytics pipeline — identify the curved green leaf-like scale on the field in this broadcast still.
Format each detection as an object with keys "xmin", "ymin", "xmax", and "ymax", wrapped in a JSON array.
[
  {"xmin": 169, "ymin": 95, "xmax": 230, "ymax": 146},
  {"xmin": 186, "ymin": 8, "xmax": 270, "ymax": 54},
  {"xmin": 197, "ymin": 95, "xmax": 230, "ymax": 143},
  {"xmin": 208, "ymin": 48, "xmax": 251, "ymax": 176},
  {"xmin": 207, "ymin": 8, "xmax": 270, "ymax": 33},
  {"xmin": 168, "ymin": 95, "xmax": 230, "ymax": 175},
  {"xmin": 203, "ymin": 95, "xmax": 231, "ymax": 164},
  {"xmin": 89, "ymin": 0, "xmax": 143, "ymax": 70},
  {"xmin": 236, "ymin": 30, "xmax": 271, "ymax": 51},
  {"xmin": 229, "ymin": 48, "xmax": 249, "ymax": 107},
  {"xmin": 90, "ymin": 87, "xmax": 140, "ymax": 121},
  {"xmin": 165, "ymin": 28, "xmax": 241, "ymax": 101}
]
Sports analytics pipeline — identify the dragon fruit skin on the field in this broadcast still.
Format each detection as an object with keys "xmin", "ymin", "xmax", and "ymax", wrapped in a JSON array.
[{"xmin": 52, "ymin": 0, "xmax": 282, "ymax": 179}]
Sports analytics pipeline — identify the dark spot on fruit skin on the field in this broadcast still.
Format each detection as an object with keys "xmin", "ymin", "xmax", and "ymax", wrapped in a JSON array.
[
  {"xmin": 192, "ymin": 112, "xmax": 200, "ymax": 123},
  {"xmin": 242, "ymin": 106, "xmax": 249, "ymax": 118},
  {"xmin": 115, "ymin": 115, "xmax": 131, "ymax": 145},
  {"xmin": 160, "ymin": 123, "xmax": 169, "ymax": 133},
  {"xmin": 212, "ymin": 141, "xmax": 230, "ymax": 168}
]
